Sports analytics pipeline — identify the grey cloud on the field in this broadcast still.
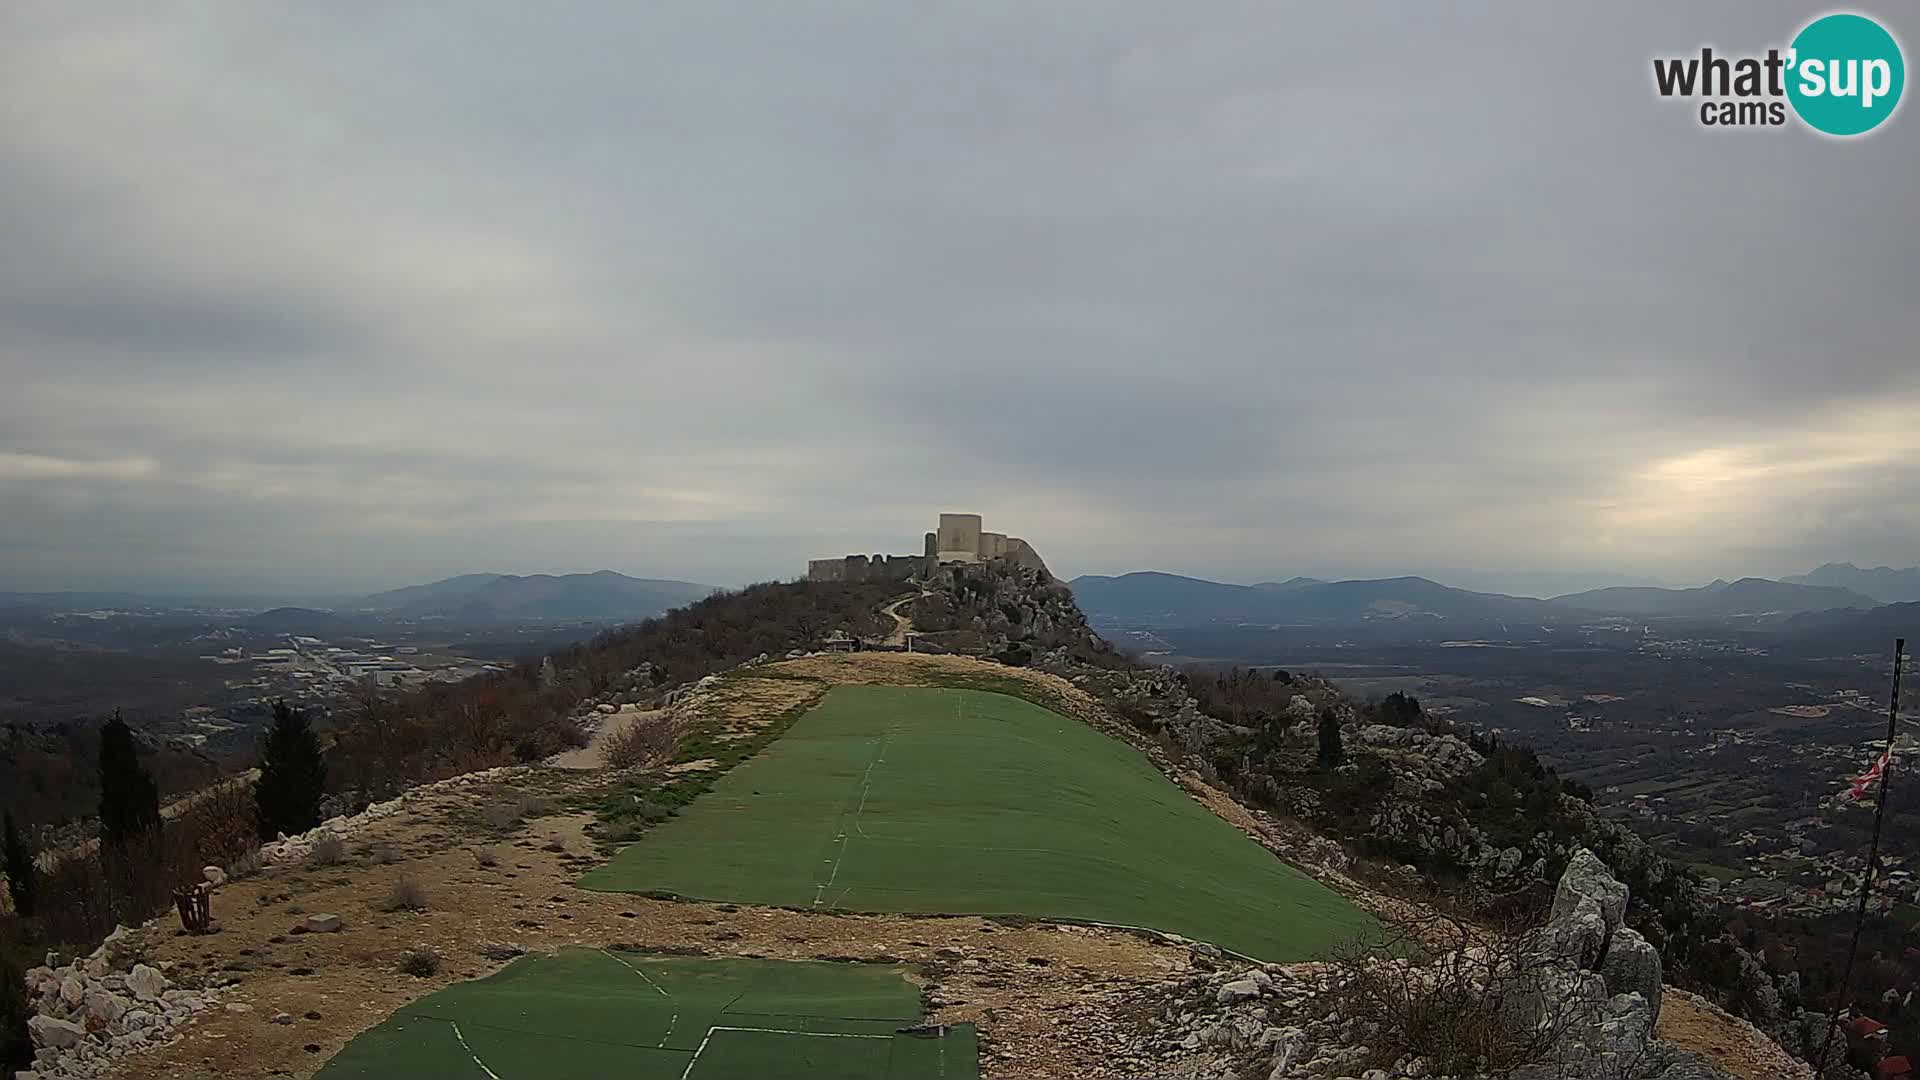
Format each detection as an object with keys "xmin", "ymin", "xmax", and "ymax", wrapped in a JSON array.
[{"xmin": 1, "ymin": 1, "xmax": 1916, "ymax": 594}]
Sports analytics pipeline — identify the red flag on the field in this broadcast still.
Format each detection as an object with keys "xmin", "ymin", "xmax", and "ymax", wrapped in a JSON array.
[{"xmin": 1846, "ymin": 748, "xmax": 1894, "ymax": 801}]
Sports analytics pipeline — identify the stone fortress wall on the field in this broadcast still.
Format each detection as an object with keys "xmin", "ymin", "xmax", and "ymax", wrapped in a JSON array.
[{"xmin": 807, "ymin": 512, "xmax": 1048, "ymax": 582}]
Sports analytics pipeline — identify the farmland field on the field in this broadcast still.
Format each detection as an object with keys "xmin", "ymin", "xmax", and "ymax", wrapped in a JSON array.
[
  {"xmin": 314, "ymin": 950, "xmax": 973, "ymax": 1080},
  {"xmin": 581, "ymin": 684, "xmax": 1374, "ymax": 960}
]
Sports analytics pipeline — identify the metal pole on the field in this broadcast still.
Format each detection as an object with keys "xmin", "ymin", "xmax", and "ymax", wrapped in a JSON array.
[{"xmin": 1817, "ymin": 638, "xmax": 1906, "ymax": 1073}]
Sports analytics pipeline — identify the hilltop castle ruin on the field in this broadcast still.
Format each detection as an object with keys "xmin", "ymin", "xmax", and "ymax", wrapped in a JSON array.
[{"xmin": 807, "ymin": 513, "xmax": 1049, "ymax": 583}]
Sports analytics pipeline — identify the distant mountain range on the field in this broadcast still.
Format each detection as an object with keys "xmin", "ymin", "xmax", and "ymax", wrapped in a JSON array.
[
  {"xmin": 1549, "ymin": 577, "xmax": 1878, "ymax": 617},
  {"xmin": 1771, "ymin": 601, "xmax": 1920, "ymax": 653},
  {"xmin": 1070, "ymin": 570, "xmax": 1885, "ymax": 626},
  {"xmin": 357, "ymin": 572, "xmax": 718, "ymax": 622},
  {"xmin": 1783, "ymin": 562, "xmax": 1920, "ymax": 605},
  {"xmin": 1069, "ymin": 572, "xmax": 1564, "ymax": 625}
]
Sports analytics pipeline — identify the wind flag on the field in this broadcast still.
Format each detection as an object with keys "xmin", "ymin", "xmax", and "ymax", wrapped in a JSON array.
[{"xmin": 1846, "ymin": 748, "xmax": 1894, "ymax": 802}]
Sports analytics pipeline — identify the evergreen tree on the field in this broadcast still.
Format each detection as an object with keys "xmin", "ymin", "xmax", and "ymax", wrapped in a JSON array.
[
  {"xmin": 255, "ymin": 701, "xmax": 327, "ymax": 840},
  {"xmin": 97, "ymin": 711, "xmax": 161, "ymax": 848},
  {"xmin": 1, "ymin": 811, "xmax": 32, "ymax": 918},
  {"xmin": 1316, "ymin": 706, "xmax": 1345, "ymax": 769}
]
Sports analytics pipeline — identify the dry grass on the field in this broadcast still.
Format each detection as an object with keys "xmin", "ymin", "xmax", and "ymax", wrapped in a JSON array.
[
  {"xmin": 307, "ymin": 835, "xmax": 346, "ymax": 867},
  {"xmin": 380, "ymin": 876, "xmax": 429, "ymax": 913},
  {"xmin": 602, "ymin": 714, "xmax": 684, "ymax": 769}
]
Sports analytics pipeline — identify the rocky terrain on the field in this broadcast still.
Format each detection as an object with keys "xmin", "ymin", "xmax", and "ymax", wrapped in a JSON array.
[
  {"xmin": 8, "ymin": 574, "xmax": 1842, "ymax": 1080},
  {"xmin": 1131, "ymin": 851, "xmax": 1809, "ymax": 1080}
]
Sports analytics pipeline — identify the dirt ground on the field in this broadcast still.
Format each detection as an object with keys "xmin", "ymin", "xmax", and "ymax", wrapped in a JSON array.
[{"xmin": 1658, "ymin": 988, "xmax": 1813, "ymax": 1080}]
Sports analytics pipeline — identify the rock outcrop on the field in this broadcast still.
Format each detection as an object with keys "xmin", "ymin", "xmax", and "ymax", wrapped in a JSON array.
[{"xmin": 1136, "ymin": 849, "xmax": 1741, "ymax": 1080}]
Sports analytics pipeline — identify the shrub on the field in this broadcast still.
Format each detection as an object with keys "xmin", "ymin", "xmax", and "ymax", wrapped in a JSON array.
[
  {"xmin": 398, "ymin": 949, "xmax": 440, "ymax": 977},
  {"xmin": 381, "ymin": 876, "xmax": 429, "ymax": 913},
  {"xmin": 307, "ymin": 835, "xmax": 346, "ymax": 867},
  {"xmin": 1325, "ymin": 907, "xmax": 1581, "ymax": 1078},
  {"xmin": 225, "ymin": 847, "xmax": 264, "ymax": 881},
  {"xmin": 602, "ymin": 716, "xmax": 682, "ymax": 770}
]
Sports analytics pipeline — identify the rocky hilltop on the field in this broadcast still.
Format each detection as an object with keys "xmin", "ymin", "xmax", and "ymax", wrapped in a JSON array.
[{"xmin": 5, "ymin": 566, "xmax": 1847, "ymax": 1080}]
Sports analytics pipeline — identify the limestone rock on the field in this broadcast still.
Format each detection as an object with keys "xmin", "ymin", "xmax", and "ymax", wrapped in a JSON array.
[
  {"xmin": 203, "ymin": 864, "xmax": 228, "ymax": 888},
  {"xmin": 83, "ymin": 989, "xmax": 128, "ymax": 1025},
  {"xmin": 28, "ymin": 1016, "xmax": 86, "ymax": 1050},
  {"xmin": 1601, "ymin": 926, "xmax": 1664, "ymax": 1023},
  {"xmin": 1216, "ymin": 978, "xmax": 1263, "ymax": 1005},
  {"xmin": 304, "ymin": 913, "xmax": 344, "ymax": 933},
  {"xmin": 1551, "ymin": 847, "xmax": 1627, "ymax": 949},
  {"xmin": 126, "ymin": 963, "xmax": 167, "ymax": 1001}
]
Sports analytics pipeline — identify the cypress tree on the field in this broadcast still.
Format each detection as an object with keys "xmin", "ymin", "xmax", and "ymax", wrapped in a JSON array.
[
  {"xmin": 2, "ymin": 811, "xmax": 33, "ymax": 918},
  {"xmin": 97, "ymin": 711, "xmax": 161, "ymax": 847},
  {"xmin": 1316, "ymin": 706, "xmax": 1345, "ymax": 769},
  {"xmin": 255, "ymin": 701, "xmax": 326, "ymax": 840}
]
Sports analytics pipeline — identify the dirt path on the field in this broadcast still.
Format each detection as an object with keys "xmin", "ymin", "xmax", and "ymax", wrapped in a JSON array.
[
  {"xmin": 547, "ymin": 705, "xmax": 666, "ymax": 770},
  {"xmin": 879, "ymin": 592, "xmax": 919, "ymax": 647}
]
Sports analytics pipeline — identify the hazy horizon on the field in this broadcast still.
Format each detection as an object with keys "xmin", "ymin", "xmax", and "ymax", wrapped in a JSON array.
[{"xmin": 5, "ymin": 4, "xmax": 1916, "ymax": 598}]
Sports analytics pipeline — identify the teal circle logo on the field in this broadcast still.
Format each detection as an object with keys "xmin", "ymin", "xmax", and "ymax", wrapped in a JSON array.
[{"xmin": 1786, "ymin": 13, "xmax": 1905, "ymax": 136}]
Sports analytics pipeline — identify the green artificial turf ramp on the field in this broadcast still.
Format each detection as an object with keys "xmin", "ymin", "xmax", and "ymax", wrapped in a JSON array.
[
  {"xmin": 580, "ymin": 685, "xmax": 1375, "ymax": 960},
  {"xmin": 313, "ymin": 950, "xmax": 973, "ymax": 1080}
]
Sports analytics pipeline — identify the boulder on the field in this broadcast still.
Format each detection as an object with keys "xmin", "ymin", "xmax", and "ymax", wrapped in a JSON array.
[
  {"xmin": 84, "ymin": 989, "xmax": 128, "ymax": 1025},
  {"xmin": 1551, "ymin": 848, "xmax": 1627, "ymax": 950},
  {"xmin": 58, "ymin": 975, "xmax": 85, "ymax": 1007},
  {"xmin": 1601, "ymin": 926, "xmax": 1664, "ymax": 1023},
  {"xmin": 303, "ymin": 913, "xmax": 344, "ymax": 934},
  {"xmin": 1215, "ymin": 977, "xmax": 1263, "ymax": 1005},
  {"xmin": 27, "ymin": 1016, "xmax": 86, "ymax": 1050},
  {"xmin": 126, "ymin": 963, "xmax": 167, "ymax": 1001},
  {"xmin": 203, "ymin": 865, "xmax": 227, "ymax": 888}
]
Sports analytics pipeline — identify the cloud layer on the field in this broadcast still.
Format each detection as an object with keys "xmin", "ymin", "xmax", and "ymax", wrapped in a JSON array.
[{"xmin": 4, "ymin": 2, "xmax": 1916, "ymax": 596}]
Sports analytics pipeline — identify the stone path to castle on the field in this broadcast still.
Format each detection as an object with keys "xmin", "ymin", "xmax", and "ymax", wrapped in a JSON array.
[{"xmin": 880, "ymin": 593, "xmax": 921, "ymax": 647}]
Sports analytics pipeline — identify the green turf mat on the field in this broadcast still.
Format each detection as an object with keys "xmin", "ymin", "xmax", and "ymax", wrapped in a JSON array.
[
  {"xmin": 580, "ymin": 685, "xmax": 1376, "ymax": 960},
  {"xmin": 313, "ymin": 951, "xmax": 975, "ymax": 1080}
]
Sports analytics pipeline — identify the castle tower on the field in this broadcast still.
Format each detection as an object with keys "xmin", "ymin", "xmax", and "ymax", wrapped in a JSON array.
[{"xmin": 936, "ymin": 513, "xmax": 984, "ymax": 563}]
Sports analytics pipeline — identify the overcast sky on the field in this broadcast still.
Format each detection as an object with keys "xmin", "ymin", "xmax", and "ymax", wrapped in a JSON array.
[{"xmin": 2, "ymin": 3, "xmax": 1915, "ymax": 598}]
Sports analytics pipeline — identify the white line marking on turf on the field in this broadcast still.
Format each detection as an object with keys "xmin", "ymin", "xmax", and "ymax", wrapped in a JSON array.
[
  {"xmin": 814, "ymin": 729, "xmax": 892, "ymax": 908},
  {"xmin": 600, "ymin": 949, "xmax": 679, "ymax": 1047},
  {"xmin": 678, "ymin": 1023, "xmax": 900, "ymax": 1079},
  {"xmin": 449, "ymin": 1021, "xmax": 503, "ymax": 1080}
]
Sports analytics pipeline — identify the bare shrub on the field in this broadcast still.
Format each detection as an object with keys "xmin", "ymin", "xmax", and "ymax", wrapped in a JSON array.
[
  {"xmin": 1325, "ymin": 906, "xmax": 1581, "ymax": 1078},
  {"xmin": 307, "ymin": 835, "xmax": 346, "ymax": 867},
  {"xmin": 472, "ymin": 847, "xmax": 499, "ymax": 868},
  {"xmin": 226, "ymin": 847, "xmax": 264, "ymax": 881},
  {"xmin": 381, "ymin": 876, "xmax": 429, "ymax": 913},
  {"xmin": 398, "ymin": 949, "xmax": 440, "ymax": 977},
  {"xmin": 602, "ymin": 715, "xmax": 683, "ymax": 770}
]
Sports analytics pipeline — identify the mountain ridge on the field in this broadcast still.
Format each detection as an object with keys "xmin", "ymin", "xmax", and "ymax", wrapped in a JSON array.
[
  {"xmin": 358, "ymin": 570, "xmax": 718, "ymax": 621},
  {"xmin": 1784, "ymin": 561, "xmax": 1920, "ymax": 604}
]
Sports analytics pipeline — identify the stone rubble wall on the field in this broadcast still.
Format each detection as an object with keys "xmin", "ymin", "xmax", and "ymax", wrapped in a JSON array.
[{"xmin": 17, "ymin": 926, "xmax": 215, "ymax": 1080}]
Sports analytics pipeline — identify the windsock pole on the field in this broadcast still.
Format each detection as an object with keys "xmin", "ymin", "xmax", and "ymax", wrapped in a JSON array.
[{"xmin": 1818, "ymin": 637, "xmax": 1905, "ymax": 1073}]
